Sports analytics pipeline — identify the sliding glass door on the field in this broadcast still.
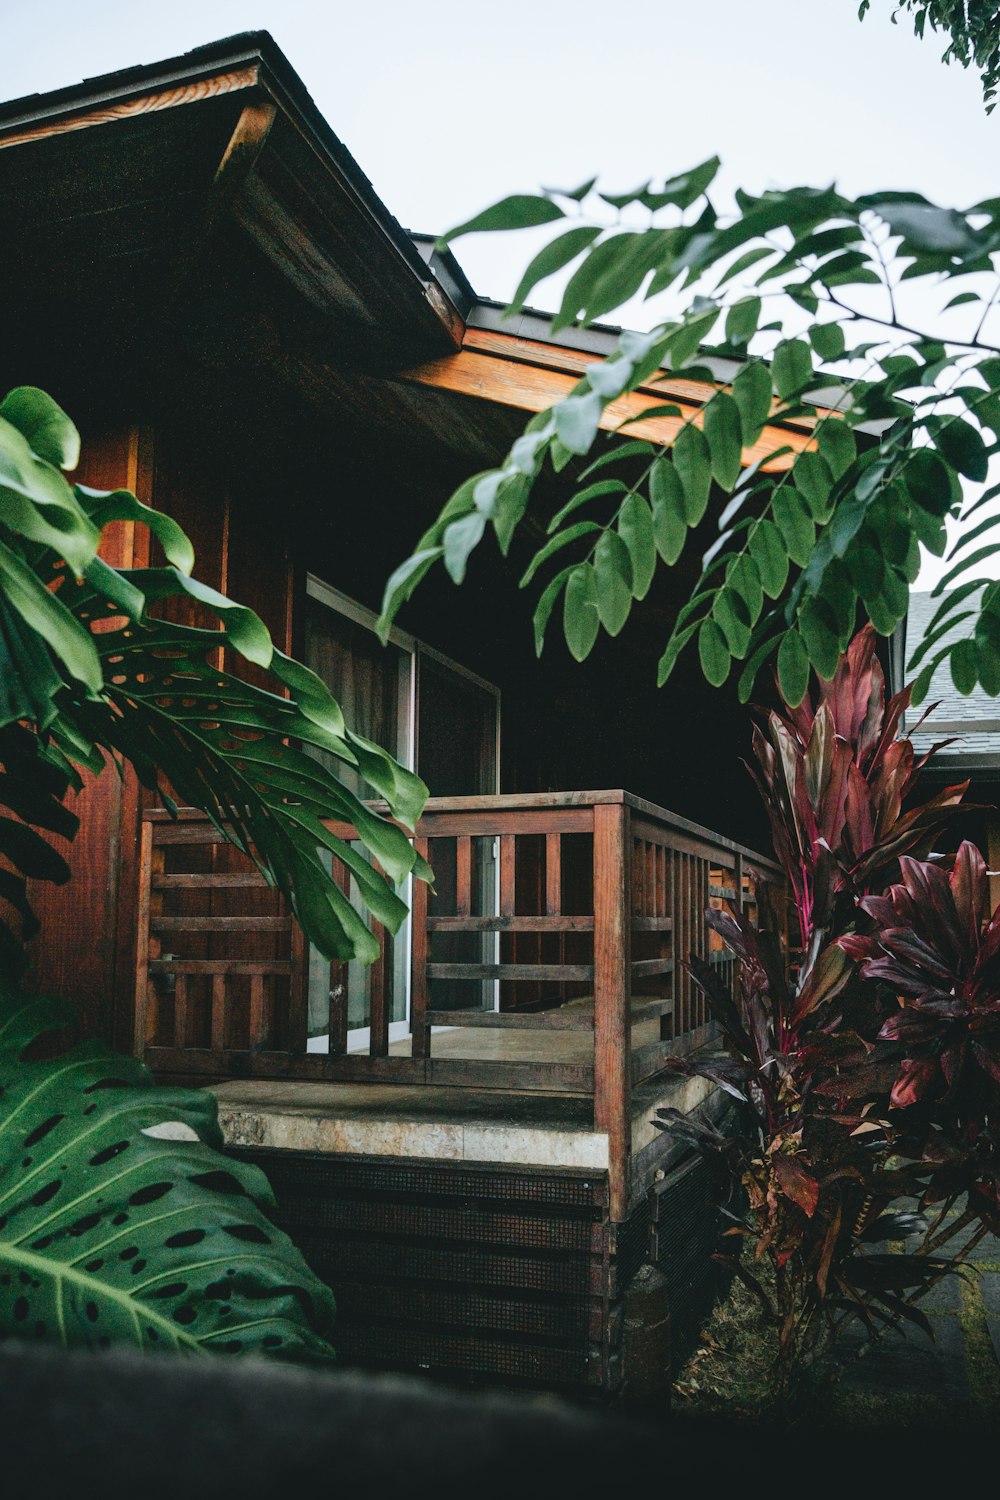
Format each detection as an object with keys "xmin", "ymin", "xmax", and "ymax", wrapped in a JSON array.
[{"xmin": 302, "ymin": 576, "xmax": 499, "ymax": 1052}]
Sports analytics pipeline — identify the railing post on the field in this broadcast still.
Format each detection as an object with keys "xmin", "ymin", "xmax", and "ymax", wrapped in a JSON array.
[
  {"xmin": 410, "ymin": 835, "xmax": 431, "ymax": 1058},
  {"xmin": 132, "ymin": 815, "xmax": 156, "ymax": 1056},
  {"xmin": 593, "ymin": 801, "xmax": 631, "ymax": 1223}
]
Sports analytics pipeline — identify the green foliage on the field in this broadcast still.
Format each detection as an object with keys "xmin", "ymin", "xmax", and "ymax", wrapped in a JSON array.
[
  {"xmin": 379, "ymin": 170, "xmax": 1000, "ymax": 709},
  {"xmin": 0, "ymin": 387, "xmax": 429, "ymax": 980},
  {"xmin": 0, "ymin": 990, "xmax": 335, "ymax": 1361},
  {"xmin": 859, "ymin": 0, "xmax": 1000, "ymax": 113}
]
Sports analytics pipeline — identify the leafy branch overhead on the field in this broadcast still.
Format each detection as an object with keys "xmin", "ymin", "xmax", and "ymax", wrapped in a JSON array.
[
  {"xmin": 378, "ymin": 163, "xmax": 1000, "ymax": 708},
  {"xmin": 859, "ymin": 0, "xmax": 1000, "ymax": 113},
  {"xmin": 0, "ymin": 387, "xmax": 429, "ymax": 979}
]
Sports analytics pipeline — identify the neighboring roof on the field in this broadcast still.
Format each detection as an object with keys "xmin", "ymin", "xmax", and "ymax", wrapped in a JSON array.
[{"xmin": 905, "ymin": 589, "xmax": 1000, "ymax": 778}]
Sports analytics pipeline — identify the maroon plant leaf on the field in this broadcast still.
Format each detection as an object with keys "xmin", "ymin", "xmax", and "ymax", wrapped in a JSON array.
[
  {"xmin": 686, "ymin": 952, "xmax": 755, "ymax": 1056},
  {"xmin": 772, "ymin": 1154, "xmax": 820, "ymax": 1216},
  {"xmin": 659, "ymin": 1050, "xmax": 752, "ymax": 1102},
  {"xmin": 890, "ymin": 1056, "xmax": 939, "ymax": 1108},
  {"xmin": 815, "ymin": 1059, "xmax": 903, "ymax": 1098},
  {"xmin": 970, "ymin": 1037, "xmax": 1000, "ymax": 1084},
  {"xmin": 878, "ymin": 1009, "xmax": 949, "ymax": 1045},
  {"xmin": 952, "ymin": 839, "xmax": 988, "ymax": 951},
  {"xmin": 795, "ymin": 939, "xmax": 852, "ymax": 1020},
  {"xmin": 877, "ymin": 927, "xmax": 957, "ymax": 983}
]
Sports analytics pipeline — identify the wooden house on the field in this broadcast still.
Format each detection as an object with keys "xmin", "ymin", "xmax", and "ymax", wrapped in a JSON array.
[{"xmin": 0, "ymin": 33, "xmax": 808, "ymax": 1399}]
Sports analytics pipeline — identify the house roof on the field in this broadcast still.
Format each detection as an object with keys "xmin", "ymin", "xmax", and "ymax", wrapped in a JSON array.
[
  {"xmin": 905, "ymin": 588, "xmax": 1000, "ymax": 780},
  {"xmin": 0, "ymin": 31, "xmax": 869, "ymax": 473}
]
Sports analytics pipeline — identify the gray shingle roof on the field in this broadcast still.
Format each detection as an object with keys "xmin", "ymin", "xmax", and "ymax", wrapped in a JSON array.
[{"xmin": 905, "ymin": 589, "xmax": 1000, "ymax": 776}]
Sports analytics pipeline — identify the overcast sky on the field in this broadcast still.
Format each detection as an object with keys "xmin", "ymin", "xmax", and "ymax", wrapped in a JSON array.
[
  {"xmin": 1, "ymin": 0, "xmax": 996, "ymax": 589},
  {"xmin": 2, "ymin": 0, "xmax": 995, "ymax": 297}
]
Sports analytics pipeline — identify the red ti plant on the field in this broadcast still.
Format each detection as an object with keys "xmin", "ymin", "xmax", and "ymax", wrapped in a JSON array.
[
  {"xmin": 841, "ymin": 843, "xmax": 1000, "ymax": 1249},
  {"xmin": 749, "ymin": 626, "xmax": 966, "ymax": 984},
  {"xmin": 658, "ymin": 627, "xmax": 970, "ymax": 1388}
]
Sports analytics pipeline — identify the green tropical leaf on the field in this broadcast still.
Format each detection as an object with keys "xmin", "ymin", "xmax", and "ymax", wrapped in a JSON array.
[
  {"xmin": 816, "ymin": 420, "xmax": 856, "ymax": 480},
  {"xmin": 76, "ymin": 486, "xmax": 196, "ymax": 575},
  {"xmin": 809, "ymin": 322, "xmax": 846, "ymax": 362},
  {"xmin": 698, "ymin": 618, "xmax": 731, "ymax": 686},
  {"xmin": 950, "ymin": 637, "xmax": 979, "ymax": 694},
  {"xmin": 532, "ymin": 566, "xmax": 575, "ymax": 656},
  {"xmin": 725, "ymin": 297, "xmax": 762, "ymax": 346},
  {"xmin": 777, "ymin": 629, "xmax": 810, "ymax": 706},
  {"xmin": 772, "ymin": 491, "xmax": 815, "ymax": 567},
  {"xmin": 0, "ymin": 539, "xmax": 101, "ymax": 697},
  {"xmin": 508, "ymin": 225, "xmax": 602, "ymax": 315},
  {"xmin": 520, "ymin": 521, "xmax": 602, "ymax": 588},
  {"xmin": 617, "ymin": 494, "xmax": 657, "ymax": 599},
  {"xmin": 563, "ymin": 564, "xmax": 600, "ymax": 660},
  {"xmin": 704, "ymin": 393, "xmax": 744, "ymax": 489},
  {"xmin": 442, "ymin": 194, "xmax": 564, "ymax": 245},
  {"xmin": 593, "ymin": 530, "xmax": 634, "ymax": 635},
  {"xmin": 0, "ymin": 386, "xmax": 80, "ymax": 470},
  {"xmin": 0, "ymin": 991, "xmax": 335, "ymax": 1363},
  {"xmin": 794, "ymin": 451, "xmax": 834, "ymax": 521},
  {"xmin": 798, "ymin": 599, "xmax": 841, "ymax": 679},
  {"xmin": 749, "ymin": 519, "xmax": 790, "ymax": 597},
  {"xmin": 547, "ymin": 479, "xmax": 627, "ymax": 534},
  {"xmin": 377, "ymin": 547, "xmax": 443, "ymax": 641},
  {"xmin": 650, "ymin": 460, "xmax": 688, "ymax": 564},
  {"xmin": 443, "ymin": 511, "xmax": 487, "ymax": 584},
  {"xmin": 554, "ymin": 391, "xmax": 603, "ymax": 455},
  {"xmin": 732, "ymin": 361, "xmax": 773, "ymax": 446},
  {"xmin": 712, "ymin": 588, "xmax": 752, "ymax": 656},
  {"xmin": 672, "ymin": 423, "xmax": 712, "ymax": 524},
  {"xmin": 932, "ymin": 415, "xmax": 989, "ymax": 482},
  {"xmin": 772, "ymin": 339, "xmax": 813, "ymax": 399},
  {"xmin": 0, "ymin": 417, "xmax": 99, "ymax": 578}
]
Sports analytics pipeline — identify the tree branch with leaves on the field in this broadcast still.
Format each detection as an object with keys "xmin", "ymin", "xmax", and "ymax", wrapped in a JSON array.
[{"xmin": 379, "ymin": 166, "xmax": 1000, "ymax": 711}]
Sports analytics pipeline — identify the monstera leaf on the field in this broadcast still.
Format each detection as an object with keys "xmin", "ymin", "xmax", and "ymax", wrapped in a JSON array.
[{"xmin": 0, "ymin": 991, "xmax": 335, "ymax": 1362}]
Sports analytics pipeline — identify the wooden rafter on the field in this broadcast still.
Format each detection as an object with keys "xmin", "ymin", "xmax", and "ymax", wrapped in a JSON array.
[{"xmin": 401, "ymin": 326, "xmax": 825, "ymax": 469}]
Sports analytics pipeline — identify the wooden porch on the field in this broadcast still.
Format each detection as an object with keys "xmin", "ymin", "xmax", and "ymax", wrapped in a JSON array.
[{"xmin": 135, "ymin": 790, "xmax": 782, "ymax": 1222}]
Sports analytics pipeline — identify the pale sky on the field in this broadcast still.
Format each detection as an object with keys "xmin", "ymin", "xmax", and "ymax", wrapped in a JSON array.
[{"xmin": 1, "ymin": 0, "xmax": 996, "ymax": 590}]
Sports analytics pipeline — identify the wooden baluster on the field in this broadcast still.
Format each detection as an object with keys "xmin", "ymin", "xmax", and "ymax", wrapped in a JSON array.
[
  {"xmin": 678, "ymin": 852, "xmax": 690, "ymax": 1037},
  {"xmin": 133, "ymin": 819, "xmax": 158, "ymax": 1055},
  {"xmin": 173, "ymin": 974, "xmax": 189, "ymax": 1048},
  {"xmin": 287, "ymin": 917, "xmax": 309, "ymax": 1054},
  {"xmin": 734, "ymin": 852, "xmax": 746, "ymax": 1025},
  {"xmin": 545, "ymin": 833, "xmax": 561, "ymax": 915},
  {"xmin": 698, "ymin": 857, "xmax": 708, "ymax": 1028},
  {"xmin": 369, "ymin": 919, "xmax": 389, "ymax": 1056},
  {"xmin": 456, "ymin": 836, "xmax": 472, "ymax": 918},
  {"xmin": 593, "ymin": 803, "xmax": 631, "ymax": 1223},
  {"xmin": 499, "ymin": 833, "xmax": 516, "ymax": 917},
  {"xmin": 329, "ymin": 858, "xmax": 351, "ymax": 1056},
  {"xmin": 210, "ymin": 973, "xmax": 227, "ymax": 1051},
  {"xmin": 546, "ymin": 832, "xmax": 564, "ymax": 1000},
  {"xmin": 249, "ymin": 973, "xmax": 266, "ymax": 1050},
  {"xmin": 411, "ymin": 836, "xmax": 431, "ymax": 1058}
]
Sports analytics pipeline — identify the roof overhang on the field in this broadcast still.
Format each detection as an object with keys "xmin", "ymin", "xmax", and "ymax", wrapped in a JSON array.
[{"xmin": 0, "ymin": 32, "xmax": 868, "ymax": 470}]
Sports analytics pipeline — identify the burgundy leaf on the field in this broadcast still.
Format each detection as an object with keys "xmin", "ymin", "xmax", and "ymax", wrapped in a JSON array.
[
  {"xmin": 890, "ymin": 1057, "xmax": 939, "ymax": 1109},
  {"xmin": 772, "ymin": 1154, "xmax": 820, "ymax": 1216}
]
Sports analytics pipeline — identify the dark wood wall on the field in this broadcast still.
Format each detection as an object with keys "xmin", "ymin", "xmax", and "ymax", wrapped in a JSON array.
[{"xmin": 24, "ymin": 423, "xmax": 148, "ymax": 1043}]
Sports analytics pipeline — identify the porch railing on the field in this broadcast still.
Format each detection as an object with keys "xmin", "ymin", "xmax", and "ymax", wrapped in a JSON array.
[{"xmin": 135, "ymin": 791, "xmax": 783, "ymax": 1217}]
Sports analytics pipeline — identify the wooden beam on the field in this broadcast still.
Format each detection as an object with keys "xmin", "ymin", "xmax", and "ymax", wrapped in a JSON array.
[
  {"xmin": 400, "ymin": 341, "xmax": 819, "ymax": 470},
  {"xmin": 0, "ymin": 67, "xmax": 261, "ymax": 151}
]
